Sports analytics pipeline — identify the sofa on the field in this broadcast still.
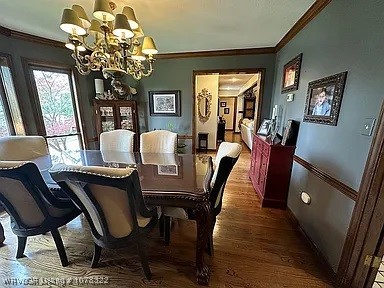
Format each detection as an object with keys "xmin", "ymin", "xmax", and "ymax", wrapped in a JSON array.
[{"xmin": 240, "ymin": 119, "xmax": 254, "ymax": 150}]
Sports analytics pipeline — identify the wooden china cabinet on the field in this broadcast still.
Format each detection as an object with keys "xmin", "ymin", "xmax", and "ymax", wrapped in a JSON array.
[
  {"xmin": 249, "ymin": 134, "xmax": 295, "ymax": 209},
  {"xmin": 93, "ymin": 99, "xmax": 139, "ymax": 148}
]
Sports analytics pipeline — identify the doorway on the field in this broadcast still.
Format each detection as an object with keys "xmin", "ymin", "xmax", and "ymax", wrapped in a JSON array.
[{"xmin": 192, "ymin": 68, "xmax": 265, "ymax": 151}]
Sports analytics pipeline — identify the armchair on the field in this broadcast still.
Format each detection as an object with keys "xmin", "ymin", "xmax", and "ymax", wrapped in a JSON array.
[
  {"xmin": 50, "ymin": 164, "xmax": 158, "ymax": 279},
  {"xmin": 0, "ymin": 161, "xmax": 80, "ymax": 266}
]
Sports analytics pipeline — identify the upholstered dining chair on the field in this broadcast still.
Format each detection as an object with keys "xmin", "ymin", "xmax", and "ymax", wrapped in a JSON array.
[
  {"xmin": 0, "ymin": 135, "xmax": 49, "ymax": 161},
  {"xmin": 0, "ymin": 135, "xmax": 67, "ymax": 198},
  {"xmin": 162, "ymin": 142, "xmax": 242, "ymax": 254},
  {"xmin": 0, "ymin": 161, "xmax": 80, "ymax": 266},
  {"xmin": 49, "ymin": 164, "xmax": 158, "ymax": 279},
  {"xmin": 100, "ymin": 129, "xmax": 135, "ymax": 152},
  {"xmin": 140, "ymin": 130, "xmax": 177, "ymax": 153}
]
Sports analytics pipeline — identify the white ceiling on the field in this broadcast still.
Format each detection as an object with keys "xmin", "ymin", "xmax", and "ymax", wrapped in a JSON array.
[
  {"xmin": 0, "ymin": 0, "xmax": 316, "ymax": 53},
  {"xmin": 219, "ymin": 73, "xmax": 258, "ymax": 97}
]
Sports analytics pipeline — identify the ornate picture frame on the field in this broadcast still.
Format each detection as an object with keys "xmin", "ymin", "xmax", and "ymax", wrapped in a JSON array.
[
  {"xmin": 281, "ymin": 53, "xmax": 302, "ymax": 93},
  {"xmin": 256, "ymin": 119, "xmax": 272, "ymax": 136},
  {"xmin": 303, "ymin": 71, "xmax": 348, "ymax": 126},
  {"xmin": 148, "ymin": 90, "xmax": 181, "ymax": 116}
]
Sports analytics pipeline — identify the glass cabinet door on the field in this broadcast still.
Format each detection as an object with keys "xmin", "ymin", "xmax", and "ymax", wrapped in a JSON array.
[
  {"xmin": 99, "ymin": 106, "xmax": 115, "ymax": 132},
  {"xmin": 118, "ymin": 106, "xmax": 134, "ymax": 131}
]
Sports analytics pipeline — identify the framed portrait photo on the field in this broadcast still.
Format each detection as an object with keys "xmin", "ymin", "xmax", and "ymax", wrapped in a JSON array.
[
  {"xmin": 224, "ymin": 108, "xmax": 230, "ymax": 114},
  {"xmin": 303, "ymin": 71, "xmax": 347, "ymax": 126},
  {"xmin": 149, "ymin": 90, "xmax": 181, "ymax": 116},
  {"xmin": 257, "ymin": 118, "xmax": 272, "ymax": 136},
  {"xmin": 220, "ymin": 102, "xmax": 227, "ymax": 107},
  {"xmin": 281, "ymin": 53, "xmax": 302, "ymax": 93}
]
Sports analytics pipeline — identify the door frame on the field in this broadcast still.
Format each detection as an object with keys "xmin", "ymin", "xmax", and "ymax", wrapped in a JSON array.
[
  {"xmin": 22, "ymin": 58, "xmax": 86, "ymax": 148},
  {"xmin": 337, "ymin": 99, "xmax": 384, "ymax": 287},
  {"xmin": 192, "ymin": 68, "xmax": 265, "ymax": 151}
]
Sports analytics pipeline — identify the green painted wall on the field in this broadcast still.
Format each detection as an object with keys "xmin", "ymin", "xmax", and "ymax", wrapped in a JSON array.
[
  {"xmin": 270, "ymin": 0, "xmax": 384, "ymax": 271},
  {"xmin": 136, "ymin": 54, "xmax": 276, "ymax": 135}
]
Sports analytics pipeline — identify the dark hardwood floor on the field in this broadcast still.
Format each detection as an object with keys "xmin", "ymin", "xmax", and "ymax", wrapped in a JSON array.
[{"xmin": 0, "ymin": 132, "xmax": 333, "ymax": 287}]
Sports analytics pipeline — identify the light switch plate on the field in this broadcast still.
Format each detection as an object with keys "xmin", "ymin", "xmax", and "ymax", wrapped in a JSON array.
[
  {"xmin": 287, "ymin": 93, "xmax": 294, "ymax": 102},
  {"xmin": 361, "ymin": 118, "xmax": 376, "ymax": 136}
]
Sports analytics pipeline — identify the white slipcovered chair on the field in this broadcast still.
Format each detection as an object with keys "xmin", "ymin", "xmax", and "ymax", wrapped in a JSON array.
[
  {"xmin": 49, "ymin": 164, "xmax": 158, "ymax": 279},
  {"xmin": 140, "ymin": 130, "xmax": 177, "ymax": 153},
  {"xmin": 162, "ymin": 142, "xmax": 242, "ymax": 254},
  {"xmin": 100, "ymin": 130, "xmax": 135, "ymax": 152},
  {"xmin": 0, "ymin": 136, "xmax": 49, "ymax": 160}
]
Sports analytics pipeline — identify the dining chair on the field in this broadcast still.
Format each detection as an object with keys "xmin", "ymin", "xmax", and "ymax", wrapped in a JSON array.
[
  {"xmin": 140, "ymin": 130, "xmax": 177, "ymax": 153},
  {"xmin": 162, "ymin": 142, "xmax": 242, "ymax": 255},
  {"xmin": 0, "ymin": 135, "xmax": 49, "ymax": 160},
  {"xmin": 100, "ymin": 129, "xmax": 135, "ymax": 152},
  {"xmin": 0, "ymin": 161, "xmax": 81, "ymax": 266},
  {"xmin": 49, "ymin": 164, "xmax": 158, "ymax": 279},
  {"xmin": 0, "ymin": 135, "xmax": 67, "ymax": 198}
]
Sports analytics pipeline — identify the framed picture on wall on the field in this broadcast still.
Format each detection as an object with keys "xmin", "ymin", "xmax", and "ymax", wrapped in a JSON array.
[
  {"xmin": 220, "ymin": 102, "xmax": 227, "ymax": 107},
  {"xmin": 224, "ymin": 108, "xmax": 230, "ymax": 114},
  {"xmin": 148, "ymin": 90, "xmax": 181, "ymax": 116},
  {"xmin": 303, "ymin": 71, "xmax": 347, "ymax": 126},
  {"xmin": 281, "ymin": 53, "xmax": 302, "ymax": 93}
]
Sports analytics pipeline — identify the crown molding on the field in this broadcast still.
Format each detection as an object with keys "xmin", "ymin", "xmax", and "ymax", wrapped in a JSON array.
[
  {"xmin": 275, "ymin": 0, "xmax": 332, "ymax": 52},
  {"xmin": 0, "ymin": 0, "xmax": 332, "ymax": 57},
  {"xmin": 157, "ymin": 47, "xmax": 276, "ymax": 59},
  {"xmin": 0, "ymin": 26, "xmax": 65, "ymax": 49}
]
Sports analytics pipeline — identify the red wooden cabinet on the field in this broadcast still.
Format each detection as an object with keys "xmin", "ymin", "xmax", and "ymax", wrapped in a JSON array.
[{"xmin": 249, "ymin": 134, "xmax": 295, "ymax": 209}]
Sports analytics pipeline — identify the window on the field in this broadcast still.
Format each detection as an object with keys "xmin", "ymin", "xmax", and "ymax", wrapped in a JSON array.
[
  {"xmin": 26, "ymin": 61, "xmax": 84, "ymax": 163},
  {"xmin": 0, "ymin": 54, "xmax": 25, "ymax": 136}
]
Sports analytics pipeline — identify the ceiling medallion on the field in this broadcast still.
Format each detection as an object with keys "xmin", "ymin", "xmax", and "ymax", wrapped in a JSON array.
[{"xmin": 59, "ymin": 0, "xmax": 158, "ymax": 91}]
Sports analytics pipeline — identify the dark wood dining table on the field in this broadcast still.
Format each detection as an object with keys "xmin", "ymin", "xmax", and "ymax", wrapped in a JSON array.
[{"xmin": 0, "ymin": 150, "xmax": 213, "ymax": 285}]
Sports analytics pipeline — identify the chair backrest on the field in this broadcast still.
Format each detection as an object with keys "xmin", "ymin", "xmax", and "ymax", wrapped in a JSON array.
[
  {"xmin": 0, "ymin": 136, "xmax": 48, "ymax": 160},
  {"xmin": 100, "ymin": 130, "xmax": 135, "ymax": 152},
  {"xmin": 210, "ymin": 142, "xmax": 242, "ymax": 215},
  {"xmin": 140, "ymin": 130, "xmax": 177, "ymax": 153},
  {"xmin": 50, "ymin": 164, "xmax": 157, "ymax": 242},
  {"xmin": 0, "ymin": 161, "xmax": 71, "ymax": 230}
]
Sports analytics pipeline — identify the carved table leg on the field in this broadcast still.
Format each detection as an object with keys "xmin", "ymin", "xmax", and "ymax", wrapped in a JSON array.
[
  {"xmin": 195, "ymin": 202, "xmax": 211, "ymax": 285},
  {"xmin": 0, "ymin": 222, "xmax": 4, "ymax": 246}
]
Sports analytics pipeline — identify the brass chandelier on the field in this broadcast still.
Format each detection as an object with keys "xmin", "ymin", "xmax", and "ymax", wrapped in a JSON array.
[{"xmin": 59, "ymin": 0, "xmax": 158, "ymax": 81}]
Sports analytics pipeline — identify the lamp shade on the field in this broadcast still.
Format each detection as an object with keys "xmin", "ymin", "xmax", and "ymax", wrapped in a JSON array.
[
  {"xmin": 72, "ymin": 5, "xmax": 91, "ymax": 28},
  {"xmin": 65, "ymin": 42, "xmax": 75, "ymax": 50},
  {"xmin": 132, "ymin": 46, "xmax": 146, "ymax": 61},
  {"xmin": 133, "ymin": 26, "xmax": 144, "ymax": 38},
  {"xmin": 60, "ymin": 8, "xmax": 86, "ymax": 35},
  {"xmin": 122, "ymin": 6, "xmax": 139, "ymax": 29},
  {"xmin": 113, "ymin": 14, "xmax": 134, "ymax": 38},
  {"xmin": 142, "ymin": 37, "xmax": 158, "ymax": 55},
  {"xmin": 93, "ymin": 0, "xmax": 115, "ymax": 22},
  {"xmin": 89, "ymin": 19, "xmax": 103, "ymax": 35}
]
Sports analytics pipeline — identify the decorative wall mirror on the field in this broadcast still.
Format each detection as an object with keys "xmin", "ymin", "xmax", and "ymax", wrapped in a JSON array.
[{"xmin": 197, "ymin": 88, "xmax": 212, "ymax": 123}]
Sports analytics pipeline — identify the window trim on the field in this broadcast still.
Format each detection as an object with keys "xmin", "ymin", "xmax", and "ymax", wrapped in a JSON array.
[
  {"xmin": 22, "ymin": 58, "xmax": 86, "ymax": 149},
  {"xmin": 0, "ymin": 52, "xmax": 27, "ymax": 135}
]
